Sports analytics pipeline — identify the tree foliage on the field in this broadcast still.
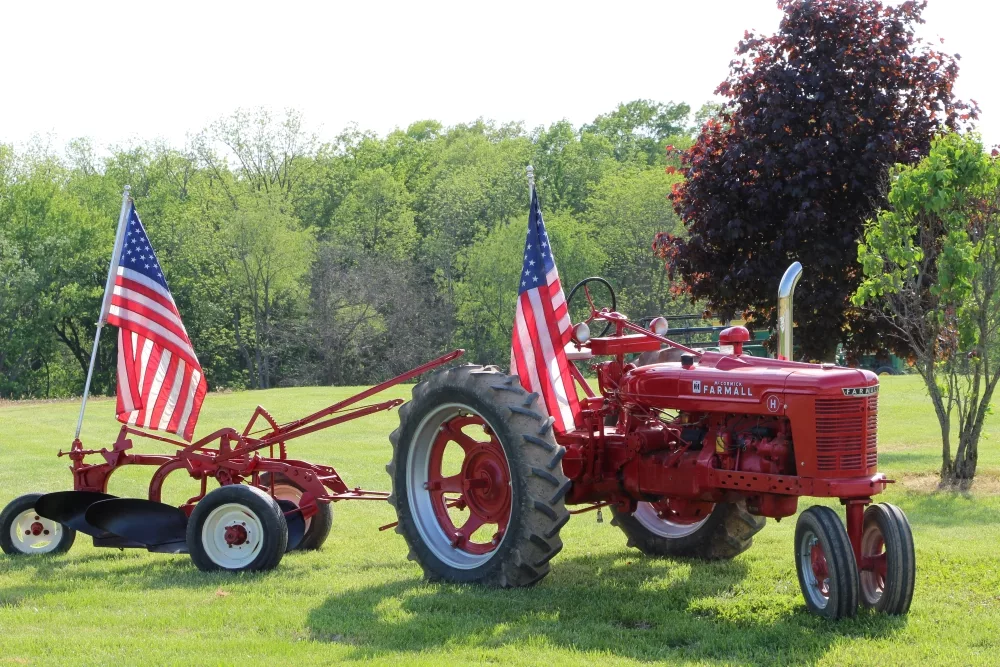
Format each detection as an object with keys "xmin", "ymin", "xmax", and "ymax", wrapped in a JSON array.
[
  {"xmin": 0, "ymin": 101, "xmax": 700, "ymax": 399},
  {"xmin": 656, "ymin": 0, "xmax": 976, "ymax": 360},
  {"xmin": 854, "ymin": 133, "xmax": 1000, "ymax": 486}
]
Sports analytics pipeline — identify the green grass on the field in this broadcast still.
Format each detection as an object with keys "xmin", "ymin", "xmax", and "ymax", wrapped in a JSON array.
[{"xmin": 1, "ymin": 376, "xmax": 999, "ymax": 666}]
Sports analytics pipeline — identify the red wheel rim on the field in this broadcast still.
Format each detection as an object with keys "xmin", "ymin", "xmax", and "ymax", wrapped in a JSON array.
[
  {"xmin": 860, "ymin": 521, "xmax": 888, "ymax": 602},
  {"xmin": 810, "ymin": 542, "xmax": 831, "ymax": 598},
  {"xmin": 425, "ymin": 415, "xmax": 511, "ymax": 556},
  {"xmin": 649, "ymin": 500, "xmax": 710, "ymax": 525}
]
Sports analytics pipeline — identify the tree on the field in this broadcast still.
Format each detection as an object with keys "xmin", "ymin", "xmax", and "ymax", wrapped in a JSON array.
[
  {"xmin": 532, "ymin": 120, "xmax": 616, "ymax": 214},
  {"xmin": 220, "ymin": 192, "xmax": 315, "ymax": 389},
  {"xmin": 583, "ymin": 100, "xmax": 691, "ymax": 165},
  {"xmin": 331, "ymin": 168, "xmax": 417, "ymax": 261},
  {"xmin": 854, "ymin": 133, "xmax": 1000, "ymax": 487},
  {"xmin": 453, "ymin": 210, "xmax": 605, "ymax": 365},
  {"xmin": 657, "ymin": 0, "xmax": 976, "ymax": 361},
  {"xmin": 586, "ymin": 167, "xmax": 687, "ymax": 320}
]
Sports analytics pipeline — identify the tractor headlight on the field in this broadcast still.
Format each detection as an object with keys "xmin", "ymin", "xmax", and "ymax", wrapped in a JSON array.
[
  {"xmin": 572, "ymin": 321, "xmax": 591, "ymax": 344},
  {"xmin": 650, "ymin": 316, "xmax": 669, "ymax": 337}
]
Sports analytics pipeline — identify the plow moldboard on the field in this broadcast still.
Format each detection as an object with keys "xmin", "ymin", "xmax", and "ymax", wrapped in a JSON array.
[
  {"xmin": 85, "ymin": 498, "xmax": 189, "ymax": 553},
  {"xmin": 35, "ymin": 491, "xmax": 128, "ymax": 539}
]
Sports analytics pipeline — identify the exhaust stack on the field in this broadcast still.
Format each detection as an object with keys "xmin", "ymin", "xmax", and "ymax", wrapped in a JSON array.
[{"xmin": 778, "ymin": 262, "xmax": 803, "ymax": 360}]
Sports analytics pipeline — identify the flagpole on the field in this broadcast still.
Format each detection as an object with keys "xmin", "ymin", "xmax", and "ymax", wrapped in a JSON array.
[
  {"xmin": 73, "ymin": 185, "xmax": 131, "ymax": 441},
  {"xmin": 526, "ymin": 164, "xmax": 535, "ymax": 197}
]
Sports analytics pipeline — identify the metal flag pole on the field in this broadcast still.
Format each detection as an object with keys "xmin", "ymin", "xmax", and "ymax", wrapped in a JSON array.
[
  {"xmin": 526, "ymin": 164, "xmax": 535, "ymax": 198},
  {"xmin": 73, "ymin": 185, "xmax": 132, "ymax": 441}
]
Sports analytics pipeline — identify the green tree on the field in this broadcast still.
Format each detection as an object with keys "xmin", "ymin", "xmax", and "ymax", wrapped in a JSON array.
[
  {"xmin": 331, "ymin": 167, "xmax": 417, "ymax": 261},
  {"xmin": 586, "ymin": 167, "xmax": 687, "ymax": 320},
  {"xmin": 854, "ymin": 133, "xmax": 1000, "ymax": 487},
  {"xmin": 583, "ymin": 99, "xmax": 691, "ymax": 165},
  {"xmin": 454, "ymin": 210, "xmax": 606, "ymax": 365},
  {"xmin": 220, "ymin": 192, "xmax": 315, "ymax": 389}
]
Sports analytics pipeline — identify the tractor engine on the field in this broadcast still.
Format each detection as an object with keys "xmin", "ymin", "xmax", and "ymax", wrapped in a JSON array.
[{"xmin": 557, "ymin": 354, "xmax": 881, "ymax": 520}]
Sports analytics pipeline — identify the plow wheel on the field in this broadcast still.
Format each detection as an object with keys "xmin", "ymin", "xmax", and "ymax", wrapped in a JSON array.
[
  {"xmin": 611, "ymin": 500, "xmax": 765, "ymax": 560},
  {"xmin": 388, "ymin": 365, "xmax": 570, "ymax": 587},
  {"xmin": 187, "ymin": 485, "xmax": 288, "ymax": 572},
  {"xmin": 260, "ymin": 473, "xmax": 333, "ymax": 551},
  {"xmin": 859, "ymin": 503, "xmax": 915, "ymax": 615},
  {"xmin": 794, "ymin": 506, "xmax": 858, "ymax": 619},
  {"xmin": 1, "ymin": 493, "xmax": 76, "ymax": 556}
]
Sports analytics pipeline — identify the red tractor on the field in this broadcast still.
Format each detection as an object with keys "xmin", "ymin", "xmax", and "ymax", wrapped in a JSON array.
[{"xmin": 386, "ymin": 263, "xmax": 913, "ymax": 619}]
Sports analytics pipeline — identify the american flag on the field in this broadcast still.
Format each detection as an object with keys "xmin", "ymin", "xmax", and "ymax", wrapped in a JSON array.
[
  {"xmin": 106, "ymin": 205, "xmax": 207, "ymax": 441},
  {"xmin": 510, "ymin": 187, "xmax": 580, "ymax": 433}
]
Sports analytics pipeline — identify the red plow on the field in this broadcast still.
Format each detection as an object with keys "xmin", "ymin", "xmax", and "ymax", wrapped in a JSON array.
[{"xmin": 1, "ymin": 351, "xmax": 462, "ymax": 569}]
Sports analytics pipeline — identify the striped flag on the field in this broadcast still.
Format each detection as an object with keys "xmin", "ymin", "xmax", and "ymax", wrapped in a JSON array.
[
  {"xmin": 510, "ymin": 187, "xmax": 580, "ymax": 433},
  {"xmin": 106, "ymin": 204, "xmax": 207, "ymax": 441}
]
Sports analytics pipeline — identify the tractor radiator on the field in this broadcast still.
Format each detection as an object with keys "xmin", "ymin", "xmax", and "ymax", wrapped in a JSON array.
[{"xmin": 814, "ymin": 396, "xmax": 878, "ymax": 473}]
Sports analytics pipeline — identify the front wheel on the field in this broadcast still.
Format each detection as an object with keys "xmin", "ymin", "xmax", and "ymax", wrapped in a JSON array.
[
  {"xmin": 859, "ymin": 503, "xmax": 915, "ymax": 614},
  {"xmin": 1, "ymin": 493, "xmax": 76, "ymax": 556},
  {"xmin": 611, "ymin": 500, "xmax": 765, "ymax": 560},
  {"xmin": 794, "ymin": 506, "xmax": 859, "ymax": 619},
  {"xmin": 388, "ymin": 365, "xmax": 570, "ymax": 587}
]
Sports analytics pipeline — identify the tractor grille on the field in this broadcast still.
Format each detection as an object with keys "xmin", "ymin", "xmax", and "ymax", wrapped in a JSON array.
[{"xmin": 815, "ymin": 396, "xmax": 878, "ymax": 473}]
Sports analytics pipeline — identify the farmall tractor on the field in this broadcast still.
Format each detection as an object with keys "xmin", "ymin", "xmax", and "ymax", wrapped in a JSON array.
[{"xmin": 386, "ymin": 263, "xmax": 914, "ymax": 620}]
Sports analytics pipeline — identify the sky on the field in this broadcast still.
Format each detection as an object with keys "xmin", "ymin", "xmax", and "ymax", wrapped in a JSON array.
[{"xmin": 2, "ymin": 0, "xmax": 997, "ymax": 150}]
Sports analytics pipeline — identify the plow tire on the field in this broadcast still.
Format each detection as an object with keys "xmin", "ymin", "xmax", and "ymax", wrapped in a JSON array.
[
  {"xmin": 187, "ymin": 485, "xmax": 287, "ymax": 572},
  {"xmin": 1, "ymin": 493, "xmax": 76, "ymax": 556},
  {"xmin": 611, "ymin": 500, "xmax": 765, "ymax": 560},
  {"xmin": 259, "ymin": 473, "xmax": 333, "ymax": 551},
  {"xmin": 387, "ymin": 364, "xmax": 570, "ymax": 588}
]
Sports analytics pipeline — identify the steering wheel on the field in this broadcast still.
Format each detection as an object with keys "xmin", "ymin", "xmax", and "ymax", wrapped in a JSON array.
[{"xmin": 567, "ymin": 277, "xmax": 617, "ymax": 337}]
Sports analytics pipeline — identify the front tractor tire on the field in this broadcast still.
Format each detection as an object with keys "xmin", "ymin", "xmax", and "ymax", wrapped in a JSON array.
[
  {"xmin": 859, "ymin": 503, "xmax": 915, "ymax": 615},
  {"xmin": 388, "ymin": 365, "xmax": 570, "ymax": 587},
  {"xmin": 611, "ymin": 500, "xmax": 765, "ymax": 560},
  {"xmin": 794, "ymin": 505, "xmax": 859, "ymax": 619}
]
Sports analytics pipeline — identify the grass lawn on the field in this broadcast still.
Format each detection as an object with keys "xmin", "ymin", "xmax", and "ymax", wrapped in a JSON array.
[{"xmin": 1, "ymin": 375, "xmax": 999, "ymax": 666}]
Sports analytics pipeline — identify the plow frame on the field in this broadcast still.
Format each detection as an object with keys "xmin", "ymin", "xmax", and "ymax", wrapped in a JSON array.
[{"xmin": 61, "ymin": 350, "xmax": 465, "ymax": 520}]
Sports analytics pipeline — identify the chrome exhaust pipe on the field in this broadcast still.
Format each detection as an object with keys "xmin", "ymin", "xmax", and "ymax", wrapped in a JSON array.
[{"xmin": 778, "ymin": 262, "xmax": 802, "ymax": 360}]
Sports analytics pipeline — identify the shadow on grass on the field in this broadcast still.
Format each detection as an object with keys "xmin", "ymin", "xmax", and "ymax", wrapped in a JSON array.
[
  {"xmin": 0, "ymin": 548, "xmax": 310, "ymax": 595},
  {"xmin": 305, "ymin": 551, "xmax": 905, "ymax": 665}
]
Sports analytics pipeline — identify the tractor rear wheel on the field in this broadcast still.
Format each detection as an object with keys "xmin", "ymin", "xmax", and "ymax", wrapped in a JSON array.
[
  {"xmin": 388, "ymin": 365, "xmax": 570, "ymax": 587},
  {"xmin": 794, "ymin": 505, "xmax": 859, "ymax": 619},
  {"xmin": 611, "ymin": 500, "xmax": 765, "ymax": 560}
]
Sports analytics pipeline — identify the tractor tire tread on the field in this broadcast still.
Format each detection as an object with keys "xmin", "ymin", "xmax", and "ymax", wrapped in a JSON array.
[{"xmin": 795, "ymin": 505, "xmax": 859, "ymax": 620}]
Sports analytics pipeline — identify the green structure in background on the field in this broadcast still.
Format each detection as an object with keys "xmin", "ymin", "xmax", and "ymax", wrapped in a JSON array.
[{"xmin": 661, "ymin": 315, "xmax": 905, "ymax": 374}]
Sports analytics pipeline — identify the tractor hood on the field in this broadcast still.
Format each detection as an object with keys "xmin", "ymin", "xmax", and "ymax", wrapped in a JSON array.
[{"xmin": 617, "ymin": 352, "xmax": 878, "ymax": 416}]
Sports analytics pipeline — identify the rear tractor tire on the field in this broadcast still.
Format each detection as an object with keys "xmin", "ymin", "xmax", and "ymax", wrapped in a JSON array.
[
  {"xmin": 387, "ymin": 364, "xmax": 570, "ymax": 587},
  {"xmin": 611, "ymin": 500, "xmax": 765, "ymax": 560},
  {"xmin": 1, "ymin": 493, "xmax": 76, "ymax": 556}
]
